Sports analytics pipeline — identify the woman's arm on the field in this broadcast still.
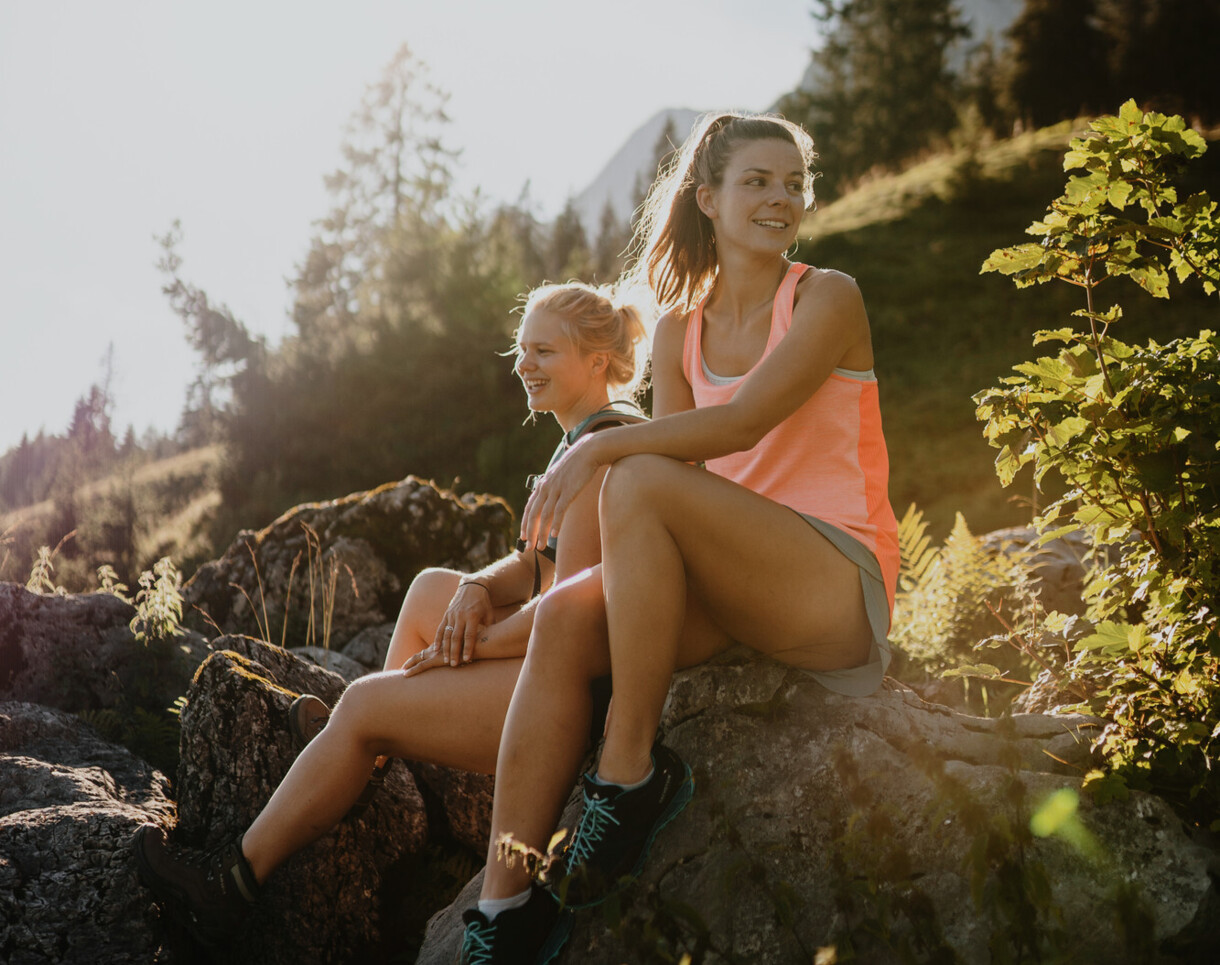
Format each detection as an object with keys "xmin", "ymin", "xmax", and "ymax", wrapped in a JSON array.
[
  {"xmin": 651, "ymin": 310, "xmax": 696, "ymax": 420},
  {"xmin": 409, "ymin": 440, "xmax": 610, "ymax": 673},
  {"xmin": 466, "ymin": 463, "xmax": 606, "ymax": 662},
  {"xmin": 433, "ymin": 549, "xmax": 539, "ymax": 666},
  {"xmin": 520, "ymin": 271, "xmax": 870, "ymax": 548}
]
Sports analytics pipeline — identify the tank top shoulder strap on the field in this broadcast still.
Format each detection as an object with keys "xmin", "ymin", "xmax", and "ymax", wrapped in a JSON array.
[
  {"xmin": 684, "ymin": 262, "xmax": 814, "ymax": 382},
  {"xmin": 682, "ymin": 299, "xmax": 707, "ymax": 385},
  {"xmin": 767, "ymin": 262, "xmax": 813, "ymax": 344}
]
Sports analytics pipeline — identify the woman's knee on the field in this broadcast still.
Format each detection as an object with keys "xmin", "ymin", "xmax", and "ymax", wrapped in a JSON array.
[
  {"xmin": 600, "ymin": 453, "xmax": 675, "ymax": 523},
  {"xmin": 328, "ymin": 672, "xmax": 400, "ymax": 747},
  {"xmin": 524, "ymin": 579, "xmax": 608, "ymax": 680},
  {"xmin": 404, "ymin": 567, "xmax": 459, "ymax": 605}
]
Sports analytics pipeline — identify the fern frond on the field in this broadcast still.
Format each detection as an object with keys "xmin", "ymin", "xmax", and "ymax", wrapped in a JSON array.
[{"xmin": 897, "ymin": 503, "xmax": 940, "ymax": 593}]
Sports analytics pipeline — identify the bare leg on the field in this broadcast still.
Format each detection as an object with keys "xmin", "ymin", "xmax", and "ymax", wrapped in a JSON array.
[
  {"xmin": 383, "ymin": 568, "xmax": 461, "ymax": 670},
  {"xmin": 596, "ymin": 455, "xmax": 872, "ymax": 785},
  {"xmin": 243, "ymin": 656, "xmax": 522, "ymax": 883},
  {"xmin": 479, "ymin": 568, "xmax": 611, "ymax": 900}
]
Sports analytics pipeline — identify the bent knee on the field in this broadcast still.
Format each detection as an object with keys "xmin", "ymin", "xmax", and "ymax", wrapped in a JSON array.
[
  {"xmin": 406, "ymin": 567, "xmax": 459, "ymax": 599},
  {"xmin": 600, "ymin": 453, "xmax": 677, "ymax": 521},
  {"xmin": 329, "ymin": 672, "xmax": 396, "ymax": 734},
  {"xmin": 534, "ymin": 577, "xmax": 604, "ymax": 639}
]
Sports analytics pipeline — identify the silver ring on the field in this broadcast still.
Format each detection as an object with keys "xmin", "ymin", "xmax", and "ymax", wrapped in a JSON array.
[{"xmin": 444, "ymin": 625, "xmax": 454, "ymax": 632}]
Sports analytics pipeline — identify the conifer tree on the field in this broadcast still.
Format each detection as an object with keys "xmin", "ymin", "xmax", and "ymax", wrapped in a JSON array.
[
  {"xmin": 784, "ymin": 0, "xmax": 970, "ymax": 194},
  {"xmin": 1004, "ymin": 0, "xmax": 1109, "ymax": 127},
  {"xmin": 1095, "ymin": 0, "xmax": 1220, "ymax": 123}
]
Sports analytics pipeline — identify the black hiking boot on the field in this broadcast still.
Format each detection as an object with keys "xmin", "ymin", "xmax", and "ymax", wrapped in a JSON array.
[
  {"xmin": 132, "ymin": 824, "xmax": 259, "ymax": 949},
  {"xmin": 458, "ymin": 885, "xmax": 572, "ymax": 965},
  {"xmin": 556, "ymin": 742, "xmax": 693, "ymax": 909}
]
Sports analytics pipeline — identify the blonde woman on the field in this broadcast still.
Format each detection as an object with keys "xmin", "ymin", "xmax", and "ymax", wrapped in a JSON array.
[{"xmin": 132, "ymin": 281, "xmax": 648, "ymax": 951}]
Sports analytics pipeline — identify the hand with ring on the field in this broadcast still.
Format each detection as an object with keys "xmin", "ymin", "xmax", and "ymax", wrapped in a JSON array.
[{"xmin": 432, "ymin": 579, "xmax": 494, "ymax": 667}]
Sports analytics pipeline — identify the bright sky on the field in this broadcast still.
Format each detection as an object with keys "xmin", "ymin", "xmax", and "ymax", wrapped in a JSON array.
[{"xmin": 0, "ymin": 0, "xmax": 817, "ymax": 454}]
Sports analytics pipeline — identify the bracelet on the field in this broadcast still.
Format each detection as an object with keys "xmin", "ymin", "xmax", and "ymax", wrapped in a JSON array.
[{"xmin": 459, "ymin": 580, "xmax": 490, "ymax": 594}]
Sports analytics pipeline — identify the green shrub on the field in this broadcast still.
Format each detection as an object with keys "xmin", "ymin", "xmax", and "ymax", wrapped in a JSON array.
[{"xmin": 974, "ymin": 101, "xmax": 1219, "ymax": 824}]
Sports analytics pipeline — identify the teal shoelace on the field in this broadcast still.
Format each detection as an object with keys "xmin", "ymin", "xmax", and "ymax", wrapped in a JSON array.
[
  {"xmin": 461, "ymin": 919, "xmax": 496, "ymax": 964},
  {"xmin": 565, "ymin": 791, "xmax": 622, "ymax": 869}
]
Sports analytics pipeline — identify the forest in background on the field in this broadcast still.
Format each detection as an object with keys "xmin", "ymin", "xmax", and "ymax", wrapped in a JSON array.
[{"xmin": 3, "ymin": 0, "xmax": 1218, "ymax": 593}]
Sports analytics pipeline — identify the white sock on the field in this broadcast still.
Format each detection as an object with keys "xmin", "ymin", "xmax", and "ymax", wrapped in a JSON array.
[
  {"xmin": 477, "ymin": 888, "xmax": 531, "ymax": 921},
  {"xmin": 592, "ymin": 764, "xmax": 654, "ymax": 792}
]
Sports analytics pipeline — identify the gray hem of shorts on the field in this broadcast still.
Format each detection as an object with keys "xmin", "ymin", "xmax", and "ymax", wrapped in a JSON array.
[{"xmin": 791, "ymin": 511, "xmax": 893, "ymax": 697}]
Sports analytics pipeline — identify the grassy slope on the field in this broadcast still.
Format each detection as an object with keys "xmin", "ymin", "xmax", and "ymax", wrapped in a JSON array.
[
  {"xmin": 798, "ymin": 122, "xmax": 1219, "ymax": 537},
  {"xmin": 0, "ymin": 445, "xmax": 223, "ymax": 589}
]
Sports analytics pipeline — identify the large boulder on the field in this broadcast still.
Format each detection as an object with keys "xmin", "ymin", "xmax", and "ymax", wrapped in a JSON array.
[
  {"xmin": 166, "ymin": 635, "xmax": 428, "ymax": 964},
  {"xmin": 0, "ymin": 701, "xmax": 176, "ymax": 965},
  {"xmin": 182, "ymin": 477, "xmax": 513, "ymax": 652},
  {"xmin": 982, "ymin": 524, "xmax": 1092, "ymax": 618},
  {"xmin": 0, "ymin": 581, "xmax": 211, "ymax": 717},
  {"xmin": 418, "ymin": 649, "xmax": 1219, "ymax": 964}
]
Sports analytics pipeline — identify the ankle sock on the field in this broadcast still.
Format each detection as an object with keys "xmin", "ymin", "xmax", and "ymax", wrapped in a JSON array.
[
  {"xmin": 591, "ymin": 763, "xmax": 654, "ymax": 792},
  {"xmin": 477, "ymin": 887, "xmax": 531, "ymax": 921}
]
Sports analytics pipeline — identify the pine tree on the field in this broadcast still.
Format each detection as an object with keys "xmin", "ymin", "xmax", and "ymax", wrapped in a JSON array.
[
  {"xmin": 784, "ymin": 0, "xmax": 970, "ymax": 194},
  {"xmin": 1096, "ymin": 0, "xmax": 1220, "ymax": 123},
  {"xmin": 593, "ymin": 201, "xmax": 629, "ymax": 281},
  {"xmin": 1004, "ymin": 0, "xmax": 1109, "ymax": 128},
  {"xmin": 546, "ymin": 199, "xmax": 592, "ymax": 281}
]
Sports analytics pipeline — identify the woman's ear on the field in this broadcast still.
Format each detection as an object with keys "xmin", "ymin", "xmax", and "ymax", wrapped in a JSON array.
[
  {"xmin": 591, "ymin": 352, "xmax": 609, "ymax": 375},
  {"xmin": 696, "ymin": 183, "xmax": 717, "ymax": 220}
]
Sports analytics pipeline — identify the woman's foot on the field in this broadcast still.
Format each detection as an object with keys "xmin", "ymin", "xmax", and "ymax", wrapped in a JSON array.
[
  {"xmin": 557, "ymin": 742, "xmax": 693, "ymax": 909},
  {"xmin": 132, "ymin": 824, "xmax": 259, "ymax": 948},
  {"xmin": 288, "ymin": 694, "xmax": 330, "ymax": 748},
  {"xmin": 458, "ymin": 884, "xmax": 571, "ymax": 965}
]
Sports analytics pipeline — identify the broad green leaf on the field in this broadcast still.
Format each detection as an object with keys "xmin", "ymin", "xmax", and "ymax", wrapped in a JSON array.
[
  {"xmin": 1047, "ymin": 416, "xmax": 1090, "ymax": 447},
  {"xmin": 1033, "ymin": 328, "xmax": 1080, "ymax": 346},
  {"xmin": 1108, "ymin": 180, "xmax": 1133, "ymax": 209},
  {"xmin": 1074, "ymin": 621, "xmax": 1133, "ymax": 653},
  {"xmin": 982, "ymin": 244, "xmax": 1045, "ymax": 276}
]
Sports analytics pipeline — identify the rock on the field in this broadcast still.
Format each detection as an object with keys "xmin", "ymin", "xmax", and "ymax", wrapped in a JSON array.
[
  {"xmin": 168, "ymin": 636, "xmax": 428, "ymax": 963},
  {"xmin": 417, "ymin": 649, "xmax": 1219, "ymax": 964},
  {"xmin": 0, "ymin": 701, "xmax": 175, "ymax": 964},
  {"xmin": 982, "ymin": 524, "xmax": 1091, "ymax": 617},
  {"xmin": 290, "ymin": 645, "xmax": 371, "ymax": 681},
  {"xmin": 0, "ymin": 581, "xmax": 211, "ymax": 717},
  {"xmin": 409, "ymin": 762, "xmax": 494, "ymax": 855},
  {"xmin": 182, "ymin": 477, "xmax": 513, "ymax": 653},
  {"xmin": 342, "ymin": 622, "xmax": 395, "ymax": 671}
]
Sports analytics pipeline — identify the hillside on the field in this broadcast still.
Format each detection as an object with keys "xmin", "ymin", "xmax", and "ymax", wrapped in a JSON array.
[
  {"xmin": 0, "ymin": 445, "xmax": 222, "ymax": 591},
  {"xmin": 799, "ymin": 121, "xmax": 1220, "ymax": 536}
]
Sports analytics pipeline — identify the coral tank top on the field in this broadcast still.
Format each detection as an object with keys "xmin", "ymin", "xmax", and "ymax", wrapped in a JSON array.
[{"xmin": 681, "ymin": 262, "xmax": 900, "ymax": 613}]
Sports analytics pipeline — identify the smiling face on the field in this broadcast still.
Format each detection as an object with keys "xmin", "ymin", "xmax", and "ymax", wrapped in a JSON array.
[
  {"xmin": 514, "ymin": 308, "xmax": 610, "ymax": 431},
  {"xmin": 696, "ymin": 137, "xmax": 808, "ymax": 255}
]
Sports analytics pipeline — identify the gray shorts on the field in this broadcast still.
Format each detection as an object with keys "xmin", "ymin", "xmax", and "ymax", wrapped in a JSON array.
[{"xmin": 790, "ymin": 511, "xmax": 893, "ymax": 697}]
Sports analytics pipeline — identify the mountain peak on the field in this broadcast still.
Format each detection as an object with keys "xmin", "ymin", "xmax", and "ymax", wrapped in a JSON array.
[{"xmin": 571, "ymin": 107, "xmax": 702, "ymax": 230}]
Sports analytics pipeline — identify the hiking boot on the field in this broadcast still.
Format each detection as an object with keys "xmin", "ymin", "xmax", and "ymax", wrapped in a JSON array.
[
  {"xmin": 288, "ymin": 693, "xmax": 330, "ymax": 748},
  {"xmin": 557, "ymin": 742, "xmax": 693, "ymax": 909},
  {"xmin": 458, "ymin": 885, "xmax": 572, "ymax": 965},
  {"xmin": 132, "ymin": 824, "xmax": 259, "ymax": 948}
]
